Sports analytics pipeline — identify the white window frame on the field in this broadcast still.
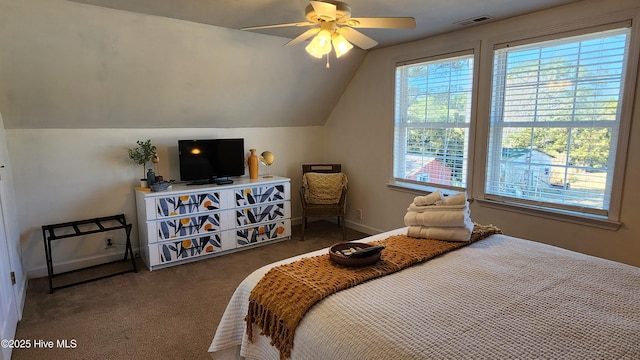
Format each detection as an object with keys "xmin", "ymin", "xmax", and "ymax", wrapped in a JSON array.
[
  {"xmin": 391, "ymin": 49, "xmax": 478, "ymax": 194},
  {"xmin": 480, "ymin": 21, "xmax": 637, "ymax": 226}
]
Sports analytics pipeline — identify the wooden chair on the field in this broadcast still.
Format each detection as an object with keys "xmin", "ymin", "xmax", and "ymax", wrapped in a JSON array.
[{"xmin": 299, "ymin": 164, "xmax": 348, "ymax": 241}]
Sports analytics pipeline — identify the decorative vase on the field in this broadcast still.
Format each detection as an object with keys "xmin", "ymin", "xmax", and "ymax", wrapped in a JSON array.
[
  {"xmin": 248, "ymin": 149, "xmax": 259, "ymax": 179},
  {"xmin": 147, "ymin": 168, "xmax": 156, "ymax": 186}
]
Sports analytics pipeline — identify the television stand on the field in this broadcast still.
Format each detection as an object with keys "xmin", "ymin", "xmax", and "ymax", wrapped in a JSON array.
[
  {"xmin": 186, "ymin": 179, "xmax": 213, "ymax": 186},
  {"xmin": 215, "ymin": 178, "xmax": 233, "ymax": 185},
  {"xmin": 134, "ymin": 176, "xmax": 292, "ymax": 271}
]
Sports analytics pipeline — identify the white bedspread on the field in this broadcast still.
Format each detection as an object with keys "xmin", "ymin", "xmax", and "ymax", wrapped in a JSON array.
[{"xmin": 209, "ymin": 229, "xmax": 640, "ymax": 359}]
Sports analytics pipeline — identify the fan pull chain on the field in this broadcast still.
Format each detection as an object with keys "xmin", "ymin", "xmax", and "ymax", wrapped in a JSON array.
[{"xmin": 326, "ymin": 54, "xmax": 330, "ymax": 69}]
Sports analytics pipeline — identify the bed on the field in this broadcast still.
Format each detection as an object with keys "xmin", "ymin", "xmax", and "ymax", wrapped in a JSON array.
[{"xmin": 209, "ymin": 227, "xmax": 640, "ymax": 359}]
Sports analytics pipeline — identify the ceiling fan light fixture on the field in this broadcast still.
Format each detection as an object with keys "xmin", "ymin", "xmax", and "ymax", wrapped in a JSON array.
[
  {"xmin": 305, "ymin": 29, "xmax": 332, "ymax": 58},
  {"xmin": 244, "ymin": 1, "xmax": 416, "ymax": 64},
  {"xmin": 305, "ymin": 42, "xmax": 324, "ymax": 58},
  {"xmin": 332, "ymin": 33, "xmax": 353, "ymax": 58}
]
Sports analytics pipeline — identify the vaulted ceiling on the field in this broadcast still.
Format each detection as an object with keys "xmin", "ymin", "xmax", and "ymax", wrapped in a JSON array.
[
  {"xmin": 67, "ymin": 0, "xmax": 580, "ymax": 48},
  {"xmin": 0, "ymin": 0, "xmax": 579, "ymax": 129}
]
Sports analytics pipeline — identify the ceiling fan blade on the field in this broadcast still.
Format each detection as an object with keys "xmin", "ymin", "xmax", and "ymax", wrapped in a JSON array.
[
  {"xmin": 339, "ymin": 27, "xmax": 378, "ymax": 50},
  {"xmin": 347, "ymin": 17, "xmax": 416, "ymax": 29},
  {"xmin": 310, "ymin": 1, "xmax": 337, "ymax": 21},
  {"xmin": 284, "ymin": 28, "xmax": 321, "ymax": 47},
  {"xmin": 242, "ymin": 21, "xmax": 315, "ymax": 31}
]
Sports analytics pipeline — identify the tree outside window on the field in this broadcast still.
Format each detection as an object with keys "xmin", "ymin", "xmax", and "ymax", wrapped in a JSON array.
[
  {"xmin": 394, "ymin": 53, "xmax": 474, "ymax": 189},
  {"xmin": 486, "ymin": 27, "xmax": 630, "ymax": 214}
]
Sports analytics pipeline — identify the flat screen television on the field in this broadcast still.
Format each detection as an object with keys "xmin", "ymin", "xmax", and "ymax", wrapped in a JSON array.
[{"xmin": 178, "ymin": 138, "xmax": 245, "ymax": 185}]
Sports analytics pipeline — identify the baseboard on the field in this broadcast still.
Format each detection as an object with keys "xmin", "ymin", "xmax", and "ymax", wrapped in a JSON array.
[
  {"xmin": 292, "ymin": 216, "xmax": 384, "ymax": 237},
  {"xmin": 343, "ymin": 220, "xmax": 384, "ymax": 236},
  {"xmin": 27, "ymin": 247, "xmax": 140, "ymax": 279}
]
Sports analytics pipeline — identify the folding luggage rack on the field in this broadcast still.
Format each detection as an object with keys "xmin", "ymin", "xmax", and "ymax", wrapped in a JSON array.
[{"xmin": 42, "ymin": 214, "xmax": 137, "ymax": 294}]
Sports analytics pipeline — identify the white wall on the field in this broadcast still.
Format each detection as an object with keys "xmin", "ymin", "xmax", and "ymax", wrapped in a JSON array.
[
  {"xmin": 7, "ymin": 127, "xmax": 325, "ymax": 277},
  {"xmin": 326, "ymin": 0, "xmax": 640, "ymax": 267},
  {"xmin": 0, "ymin": 0, "xmax": 343, "ymax": 277},
  {"xmin": 0, "ymin": 0, "xmax": 365, "ymax": 129}
]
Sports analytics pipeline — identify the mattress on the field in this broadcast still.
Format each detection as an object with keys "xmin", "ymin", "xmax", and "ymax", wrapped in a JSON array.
[{"xmin": 209, "ymin": 228, "xmax": 640, "ymax": 359}]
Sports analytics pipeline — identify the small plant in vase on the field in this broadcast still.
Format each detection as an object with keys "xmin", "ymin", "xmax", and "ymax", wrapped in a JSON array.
[{"xmin": 128, "ymin": 139, "xmax": 156, "ymax": 186}]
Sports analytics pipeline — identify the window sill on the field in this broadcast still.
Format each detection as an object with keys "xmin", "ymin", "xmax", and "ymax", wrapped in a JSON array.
[
  {"xmin": 386, "ymin": 181, "xmax": 463, "ymax": 197},
  {"xmin": 475, "ymin": 198, "xmax": 622, "ymax": 231}
]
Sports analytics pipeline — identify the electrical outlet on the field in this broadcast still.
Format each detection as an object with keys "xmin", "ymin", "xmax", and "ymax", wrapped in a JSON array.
[
  {"xmin": 104, "ymin": 238, "xmax": 113, "ymax": 249},
  {"xmin": 356, "ymin": 208, "xmax": 363, "ymax": 220}
]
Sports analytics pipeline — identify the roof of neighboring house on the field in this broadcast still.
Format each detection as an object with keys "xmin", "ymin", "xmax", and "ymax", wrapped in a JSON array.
[{"xmin": 502, "ymin": 147, "xmax": 555, "ymax": 160}]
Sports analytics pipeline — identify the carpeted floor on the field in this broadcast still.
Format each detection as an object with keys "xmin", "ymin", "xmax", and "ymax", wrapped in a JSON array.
[{"xmin": 12, "ymin": 221, "xmax": 367, "ymax": 360}]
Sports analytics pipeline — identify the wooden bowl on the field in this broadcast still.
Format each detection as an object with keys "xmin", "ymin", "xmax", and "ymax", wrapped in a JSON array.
[{"xmin": 329, "ymin": 242, "xmax": 381, "ymax": 267}]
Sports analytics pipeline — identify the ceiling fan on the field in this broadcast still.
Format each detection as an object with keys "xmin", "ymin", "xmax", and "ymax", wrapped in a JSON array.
[{"xmin": 242, "ymin": 1, "xmax": 416, "ymax": 65}]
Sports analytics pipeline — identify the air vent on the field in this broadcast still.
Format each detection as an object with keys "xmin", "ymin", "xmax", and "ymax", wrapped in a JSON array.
[{"xmin": 454, "ymin": 15, "xmax": 494, "ymax": 27}]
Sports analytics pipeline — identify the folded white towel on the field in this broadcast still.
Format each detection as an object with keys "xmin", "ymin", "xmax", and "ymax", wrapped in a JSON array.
[
  {"xmin": 435, "ymin": 192, "xmax": 467, "ymax": 206},
  {"xmin": 403, "ymin": 208, "xmax": 470, "ymax": 228},
  {"xmin": 408, "ymin": 202, "xmax": 467, "ymax": 213},
  {"xmin": 406, "ymin": 219, "xmax": 474, "ymax": 242},
  {"xmin": 414, "ymin": 191, "xmax": 443, "ymax": 206}
]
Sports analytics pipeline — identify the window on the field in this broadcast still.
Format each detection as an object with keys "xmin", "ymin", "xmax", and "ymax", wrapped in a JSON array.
[
  {"xmin": 393, "ymin": 52, "xmax": 474, "ymax": 190},
  {"xmin": 486, "ymin": 26, "xmax": 631, "ymax": 217}
]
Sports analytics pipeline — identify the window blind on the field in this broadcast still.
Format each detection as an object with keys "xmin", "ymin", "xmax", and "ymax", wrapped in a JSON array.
[
  {"xmin": 394, "ymin": 52, "xmax": 474, "ymax": 189},
  {"xmin": 486, "ymin": 27, "xmax": 631, "ymax": 215}
]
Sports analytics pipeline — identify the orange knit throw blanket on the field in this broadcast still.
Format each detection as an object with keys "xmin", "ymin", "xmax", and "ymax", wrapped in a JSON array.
[{"xmin": 245, "ymin": 224, "xmax": 501, "ymax": 359}]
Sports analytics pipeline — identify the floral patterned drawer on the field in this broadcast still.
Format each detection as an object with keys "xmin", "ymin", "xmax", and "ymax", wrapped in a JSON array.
[
  {"xmin": 154, "ymin": 232, "xmax": 235, "ymax": 265},
  {"xmin": 235, "ymin": 202, "xmax": 290, "ymax": 227},
  {"xmin": 236, "ymin": 220, "xmax": 291, "ymax": 247},
  {"xmin": 155, "ymin": 213, "xmax": 225, "ymax": 241},
  {"xmin": 235, "ymin": 183, "xmax": 288, "ymax": 207},
  {"xmin": 155, "ymin": 191, "xmax": 223, "ymax": 218}
]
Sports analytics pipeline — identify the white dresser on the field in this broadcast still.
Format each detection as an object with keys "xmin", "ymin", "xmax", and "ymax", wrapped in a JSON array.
[{"xmin": 135, "ymin": 176, "xmax": 291, "ymax": 271}]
